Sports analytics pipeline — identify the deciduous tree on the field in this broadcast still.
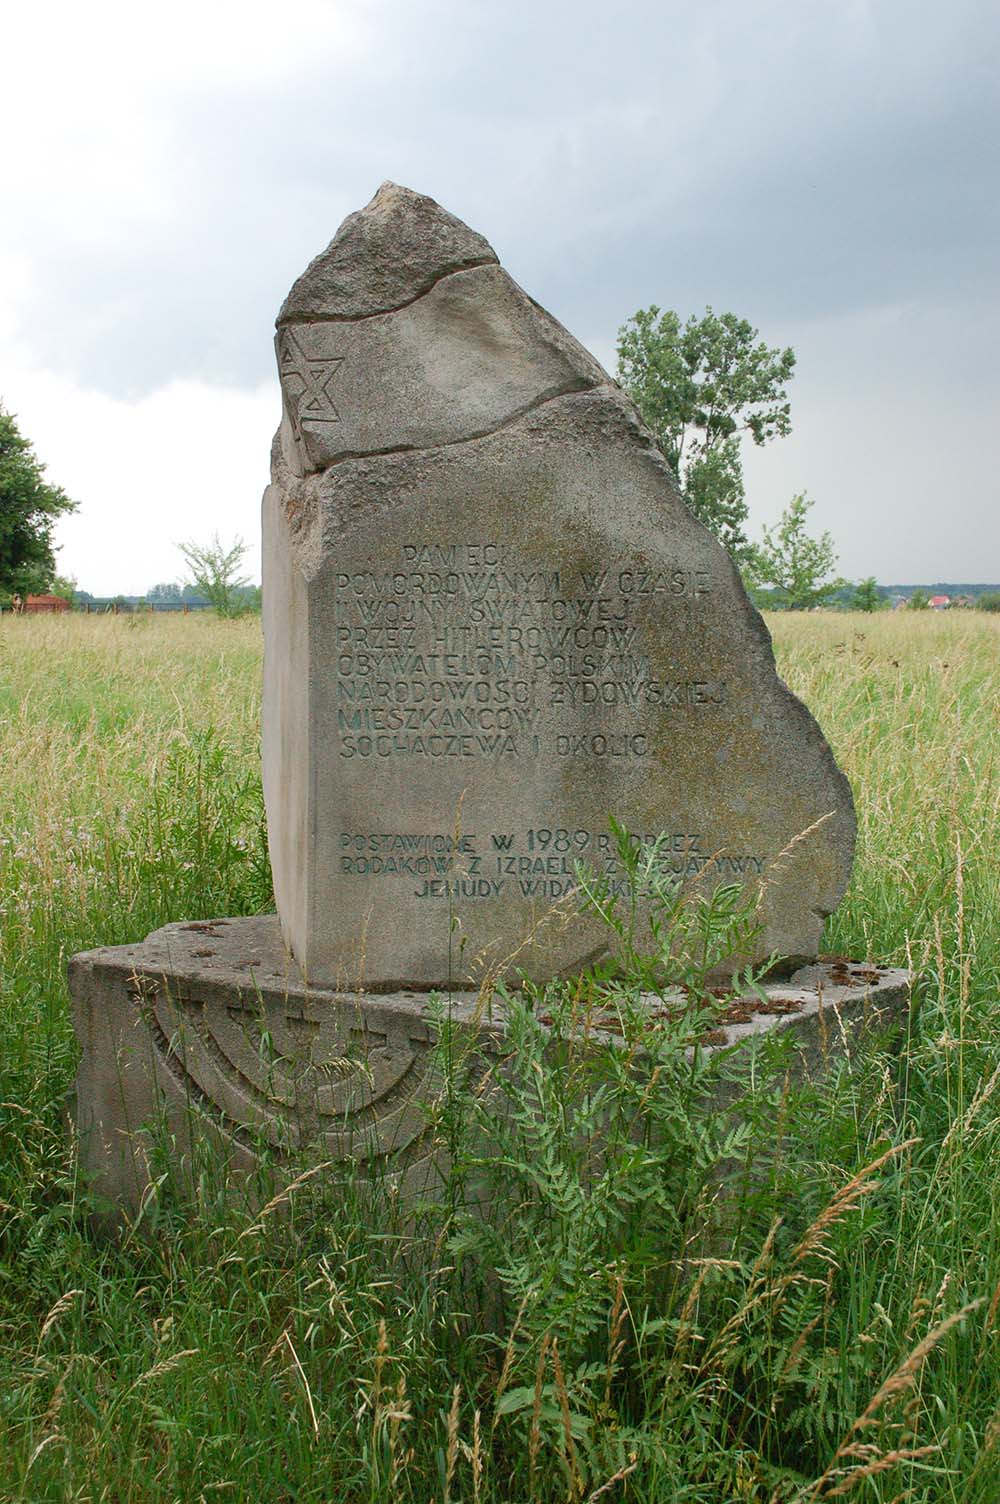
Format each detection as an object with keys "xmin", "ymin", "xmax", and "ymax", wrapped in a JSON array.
[
  {"xmin": 852, "ymin": 576, "xmax": 884, "ymax": 612},
  {"xmin": 745, "ymin": 493, "xmax": 842, "ymax": 610},
  {"xmin": 616, "ymin": 306, "xmax": 795, "ymax": 560},
  {"xmin": 178, "ymin": 534, "xmax": 252, "ymax": 618},
  {"xmin": 0, "ymin": 403, "xmax": 77, "ymax": 599}
]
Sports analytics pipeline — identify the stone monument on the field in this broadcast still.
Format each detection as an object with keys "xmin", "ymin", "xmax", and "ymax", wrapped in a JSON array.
[
  {"xmin": 263, "ymin": 182, "xmax": 855, "ymax": 991},
  {"xmin": 68, "ymin": 185, "xmax": 907, "ymax": 1220}
]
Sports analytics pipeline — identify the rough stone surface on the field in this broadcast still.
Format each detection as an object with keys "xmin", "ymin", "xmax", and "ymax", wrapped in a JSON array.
[
  {"xmin": 263, "ymin": 183, "xmax": 856, "ymax": 990},
  {"xmin": 275, "ymin": 264, "xmax": 604, "ymax": 474},
  {"xmin": 69, "ymin": 916, "xmax": 909, "ymax": 1222},
  {"xmin": 278, "ymin": 181, "xmax": 498, "ymax": 324}
]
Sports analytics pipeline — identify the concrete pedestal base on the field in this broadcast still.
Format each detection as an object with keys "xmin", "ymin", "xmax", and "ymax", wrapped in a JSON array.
[{"xmin": 69, "ymin": 916, "xmax": 910, "ymax": 1223}]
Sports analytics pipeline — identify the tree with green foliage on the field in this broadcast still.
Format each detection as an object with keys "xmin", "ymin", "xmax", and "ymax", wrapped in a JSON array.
[
  {"xmin": 0, "ymin": 402, "xmax": 77, "ymax": 600},
  {"xmin": 745, "ymin": 492, "xmax": 842, "ymax": 610},
  {"xmin": 48, "ymin": 574, "xmax": 77, "ymax": 604},
  {"xmin": 148, "ymin": 580, "xmax": 183, "ymax": 603},
  {"xmin": 852, "ymin": 576, "xmax": 884, "ymax": 612},
  {"xmin": 178, "ymin": 534, "xmax": 252, "ymax": 618},
  {"xmin": 908, "ymin": 589, "xmax": 930, "ymax": 611},
  {"xmin": 616, "ymin": 306, "xmax": 795, "ymax": 560},
  {"xmin": 976, "ymin": 591, "xmax": 1000, "ymax": 612}
]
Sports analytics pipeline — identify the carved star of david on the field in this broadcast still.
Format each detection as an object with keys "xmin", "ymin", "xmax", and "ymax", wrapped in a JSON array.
[{"xmin": 278, "ymin": 328, "xmax": 344, "ymax": 444}]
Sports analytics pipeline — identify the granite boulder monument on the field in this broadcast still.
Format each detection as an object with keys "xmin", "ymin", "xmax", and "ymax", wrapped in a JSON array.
[
  {"xmin": 262, "ymin": 182, "xmax": 855, "ymax": 990},
  {"xmin": 68, "ymin": 185, "xmax": 907, "ymax": 1221}
]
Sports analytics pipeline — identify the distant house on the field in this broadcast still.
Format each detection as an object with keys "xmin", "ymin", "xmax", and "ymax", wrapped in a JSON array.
[
  {"xmin": 24, "ymin": 594, "xmax": 71, "ymax": 614},
  {"xmin": 929, "ymin": 594, "xmax": 951, "ymax": 610}
]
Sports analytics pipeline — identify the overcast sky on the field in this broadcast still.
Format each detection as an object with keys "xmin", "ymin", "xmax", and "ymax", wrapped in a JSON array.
[{"xmin": 2, "ymin": 0, "xmax": 997, "ymax": 593}]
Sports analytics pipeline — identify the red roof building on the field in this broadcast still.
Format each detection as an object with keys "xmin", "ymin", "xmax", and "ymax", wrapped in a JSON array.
[{"xmin": 23, "ymin": 594, "xmax": 71, "ymax": 613}]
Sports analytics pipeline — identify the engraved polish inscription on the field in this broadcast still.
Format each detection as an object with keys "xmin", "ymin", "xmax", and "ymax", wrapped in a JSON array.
[
  {"xmin": 338, "ymin": 828, "xmax": 766, "ymax": 903},
  {"xmin": 333, "ymin": 540, "xmax": 720, "ymax": 761}
]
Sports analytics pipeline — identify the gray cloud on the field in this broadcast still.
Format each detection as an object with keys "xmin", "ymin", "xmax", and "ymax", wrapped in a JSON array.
[
  {"xmin": 3, "ymin": 0, "xmax": 998, "ymax": 582},
  {"xmin": 10, "ymin": 1, "xmax": 995, "ymax": 389}
]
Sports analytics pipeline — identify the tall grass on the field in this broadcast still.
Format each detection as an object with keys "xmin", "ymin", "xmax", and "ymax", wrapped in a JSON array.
[{"xmin": 0, "ymin": 610, "xmax": 997, "ymax": 1501}]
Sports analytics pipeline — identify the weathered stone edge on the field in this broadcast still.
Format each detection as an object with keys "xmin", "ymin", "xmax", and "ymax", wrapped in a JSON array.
[
  {"xmin": 277, "ymin": 182, "xmax": 500, "ymax": 324},
  {"xmin": 68, "ymin": 916, "xmax": 910, "ymax": 1057}
]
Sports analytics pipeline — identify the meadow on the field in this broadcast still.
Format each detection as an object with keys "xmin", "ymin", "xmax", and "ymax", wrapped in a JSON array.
[{"xmin": 0, "ymin": 609, "xmax": 997, "ymax": 1502}]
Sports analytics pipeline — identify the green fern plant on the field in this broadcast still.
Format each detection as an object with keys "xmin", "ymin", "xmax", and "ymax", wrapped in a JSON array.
[
  {"xmin": 423, "ymin": 824, "xmax": 788, "ymax": 1491},
  {"xmin": 574, "ymin": 816, "xmax": 774, "ymax": 1001}
]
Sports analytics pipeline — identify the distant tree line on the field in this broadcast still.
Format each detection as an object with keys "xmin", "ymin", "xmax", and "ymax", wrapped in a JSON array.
[
  {"xmin": 4, "ymin": 363, "xmax": 994, "ymax": 621},
  {"xmin": 146, "ymin": 581, "xmax": 213, "ymax": 603},
  {"xmin": 69, "ymin": 580, "xmax": 262, "ymax": 614}
]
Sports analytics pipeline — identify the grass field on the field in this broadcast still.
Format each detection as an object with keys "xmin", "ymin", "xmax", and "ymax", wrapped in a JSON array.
[{"xmin": 0, "ymin": 609, "xmax": 997, "ymax": 1501}]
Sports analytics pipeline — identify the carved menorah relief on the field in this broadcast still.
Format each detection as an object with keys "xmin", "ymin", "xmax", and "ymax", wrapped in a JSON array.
[{"xmin": 142, "ymin": 981, "xmax": 435, "ymax": 1169}]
